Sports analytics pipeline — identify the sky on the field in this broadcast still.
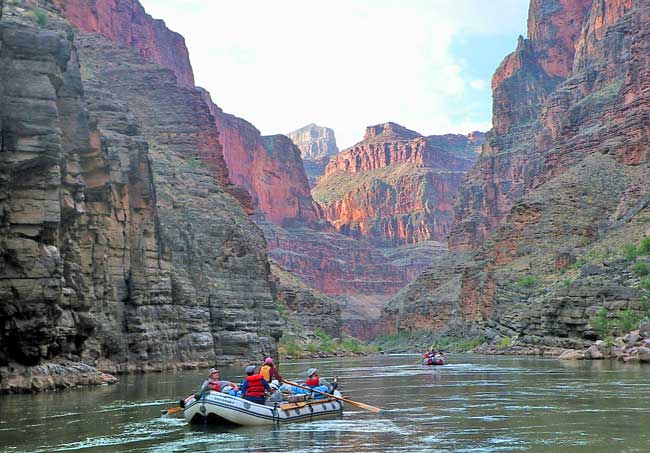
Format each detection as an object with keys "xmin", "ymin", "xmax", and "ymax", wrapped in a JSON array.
[{"xmin": 139, "ymin": 1, "xmax": 529, "ymax": 149}]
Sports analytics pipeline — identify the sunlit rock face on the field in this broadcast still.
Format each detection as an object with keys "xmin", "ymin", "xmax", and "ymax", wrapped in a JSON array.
[
  {"xmin": 388, "ymin": 0, "xmax": 650, "ymax": 348},
  {"xmin": 54, "ymin": 0, "xmax": 195, "ymax": 87},
  {"xmin": 313, "ymin": 122, "xmax": 481, "ymax": 246},
  {"xmin": 287, "ymin": 123, "xmax": 339, "ymax": 186},
  {"xmin": 0, "ymin": 2, "xmax": 281, "ymax": 391}
]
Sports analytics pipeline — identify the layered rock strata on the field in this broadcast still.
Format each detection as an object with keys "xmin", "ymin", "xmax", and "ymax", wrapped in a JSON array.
[
  {"xmin": 0, "ymin": 2, "xmax": 281, "ymax": 391},
  {"xmin": 387, "ymin": 0, "xmax": 650, "ymax": 348},
  {"xmin": 53, "ymin": 0, "xmax": 195, "ymax": 87},
  {"xmin": 199, "ymin": 92, "xmax": 321, "ymax": 227},
  {"xmin": 314, "ymin": 123, "xmax": 481, "ymax": 246}
]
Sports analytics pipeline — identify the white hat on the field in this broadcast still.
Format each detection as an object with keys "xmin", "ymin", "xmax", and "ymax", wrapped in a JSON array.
[
  {"xmin": 245, "ymin": 365, "xmax": 256, "ymax": 374},
  {"xmin": 306, "ymin": 367, "xmax": 318, "ymax": 377}
]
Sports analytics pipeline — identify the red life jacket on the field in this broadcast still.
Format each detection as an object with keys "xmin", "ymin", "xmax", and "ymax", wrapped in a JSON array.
[
  {"xmin": 245, "ymin": 375, "xmax": 266, "ymax": 397},
  {"xmin": 207, "ymin": 379, "xmax": 221, "ymax": 392},
  {"xmin": 306, "ymin": 376, "xmax": 320, "ymax": 387}
]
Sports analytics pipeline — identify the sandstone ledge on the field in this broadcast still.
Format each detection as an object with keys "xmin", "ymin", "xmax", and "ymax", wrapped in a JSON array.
[{"xmin": 0, "ymin": 362, "xmax": 118, "ymax": 394}]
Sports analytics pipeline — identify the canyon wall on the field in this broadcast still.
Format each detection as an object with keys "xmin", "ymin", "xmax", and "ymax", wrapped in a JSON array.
[
  {"xmin": 287, "ymin": 123, "xmax": 339, "ymax": 186},
  {"xmin": 386, "ymin": 0, "xmax": 650, "ymax": 348},
  {"xmin": 53, "ymin": 0, "xmax": 195, "ymax": 87},
  {"xmin": 314, "ymin": 122, "xmax": 481, "ymax": 246},
  {"xmin": 0, "ymin": 1, "xmax": 281, "ymax": 391}
]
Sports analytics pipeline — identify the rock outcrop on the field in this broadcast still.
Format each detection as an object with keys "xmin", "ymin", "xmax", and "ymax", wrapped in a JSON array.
[
  {"xmin": 53, "ymin": 0, "xmax": 195, "ymax": 87},
  {"xmin": 287, "ymin": 123, "xmax": 339, "ymax": 160},
  {"xmin": 0, "ymin": 1, "xmax": 281, "ymax": 391},
  {"xmin": 313, "ymin": 123, "xmax": 481, "ymax": 246},
  {"xmin": 287, "ymin": 123, "xmax": 339, "ymax": 186},
  {"xmin": 387, "ymin": 0, "xmax": 650, "ymax": 348},
  {"xmin": 198, "ymin": 92, "xmax": 321, "ymax": 227}
]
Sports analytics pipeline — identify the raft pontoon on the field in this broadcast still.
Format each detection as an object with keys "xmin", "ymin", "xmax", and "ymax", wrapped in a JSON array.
[{"xmin": 183, "ymin": 391, "xmax": 344, "ymax": 426}]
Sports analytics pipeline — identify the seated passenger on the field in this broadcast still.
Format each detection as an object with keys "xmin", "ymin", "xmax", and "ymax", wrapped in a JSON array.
[
  {"xmin": 260, "ymin": 357, "xmax": 284, "ymax": 383},
  {"xmin": 240, "ymin": 365, "xmax": 270, "ymax": 405},
  {"xmin": 305, "ymin": 368, "xmax": 331, "ymax": 391},
  {"xmin": 197, "ymin": 368, "xmax": 239, "ymax": 398}
]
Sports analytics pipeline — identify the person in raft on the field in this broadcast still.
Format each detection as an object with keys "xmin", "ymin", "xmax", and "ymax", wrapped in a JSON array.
[
  {"xmin": 260, "ymin": 357, "xmax": 283, "ymax": 384},
  {"xmin": 240, "ymin": 365, "xmax": 271, "ymax": 405},
  {"xmin": 306, "ymin": 368, "xmax": 333, "ymax": 390},
  {"xmin": 196, "ymin": 368, "xmax": 239, "ymax": 398}
]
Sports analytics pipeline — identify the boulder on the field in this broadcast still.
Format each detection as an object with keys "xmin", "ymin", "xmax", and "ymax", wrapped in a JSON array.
[
  {"xmin": 637, "ymin": 347, "xmax": 650, "ymax": 362},
  {"xmin": 558, "ymin": 349, "xmax": 584, "ymax": 360}
]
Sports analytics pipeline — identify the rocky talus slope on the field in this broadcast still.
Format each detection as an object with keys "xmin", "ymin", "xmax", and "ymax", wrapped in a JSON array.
[
  {"xmin": 384, "ymin": 0, "xmax": 650, "ymax": 350},
  {"xmin": 313, "ymin": 123, "xmax": 481, "ymax": 246},
  {"xmin": 0, "ymin": 1, "xmax": 281, "ymax": 392},
  {"xmin": 287, "ymin": 123, "xmax": 339, "ymax": 186}
]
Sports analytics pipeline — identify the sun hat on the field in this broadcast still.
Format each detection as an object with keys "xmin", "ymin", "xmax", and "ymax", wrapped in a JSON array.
[
  {"xmin": 245, "ymin": 365, "xmax": 256, "ymax": 374},
  {"xmin": 306, "ymin": 367, "xmax": 318, "ymax": 377},
  {"xmin": 264, "ymin": 357, "xmax": 274, "ymax": 365},
  {"xmin": 208, "ymin": 368, "xmax": 219, "ymax": 375}
]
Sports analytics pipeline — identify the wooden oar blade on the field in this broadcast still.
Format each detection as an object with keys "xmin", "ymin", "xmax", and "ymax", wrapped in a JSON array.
[{"xmin": 161, "ymin": 406, "xmax": 183, "ymax": 417}]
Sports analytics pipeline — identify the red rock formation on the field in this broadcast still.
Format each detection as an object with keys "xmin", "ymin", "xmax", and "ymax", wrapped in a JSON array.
[
  {"xmin": 198, "ymin": 92, "xmax": 320, "ymax": 226},
  {"xmin": 53, "ymin": 0, "xmax": 195, "ymax": 87},
  {"xmin": 314, "ymin": 123, "xmax": 480, "ymax": 245},
  {"xmin": 440, "ymin": 0, "xmax": 650, "ymax": 346}
]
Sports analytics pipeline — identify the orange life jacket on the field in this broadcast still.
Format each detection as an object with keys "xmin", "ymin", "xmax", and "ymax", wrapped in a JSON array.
[{"xmin": 260, "ymin": 364, "xmax": 272, "ymax": 381}]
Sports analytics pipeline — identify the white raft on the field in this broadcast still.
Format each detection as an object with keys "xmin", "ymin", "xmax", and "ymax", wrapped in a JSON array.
[{"xmin": 184, "ymin": 391, "xmax": 344, "ymax": 426}]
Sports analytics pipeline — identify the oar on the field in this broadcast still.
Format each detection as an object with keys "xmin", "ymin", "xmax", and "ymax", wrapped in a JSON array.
[
  {"xmin": 282, "ymin": 379, "xmax": 382, "ymax": 414},
  {"xmin": 161, "ymin": 406, "xmax": 184, "ymax": 416}
]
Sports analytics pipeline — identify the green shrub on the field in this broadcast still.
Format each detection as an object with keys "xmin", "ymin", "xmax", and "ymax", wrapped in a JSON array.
[
  {"xmin": 515, "ymin": 275, "xmax": 541, "ymax": 288},
  {"xmin": 186, "ymin": 157, "xmax": 203, "ymax": 168},
  {"xmin": 590, "ymin": 307, "xmax": 612, "ymax": 340},
  {"xmin": 615, "ymin": 309, "xmax": 642, "ymax": 333},
  {"xmin": 641, "ymin": 276, "xmax": 650, "ymax": 291},
  {"xmin": 30, "ymin": 9, "xmax": 48, "ymax": 28},
  {"xmin": 498, "ymin": 336, "xmax": 512, "ymax": 348},
  {"xmin": 633, "ymin": 261, "xmax": 650, "ymax": 277},
  {"xmin": 340, "ymin": 338, "xmax": 363, "ymax": 353},
  {"xmin": 313, "ymin": 328, "xmax": 331, "ymax": 342},
  {"xmin": 639, "ymin": 237, "xmax": 650, "ymax": 255},
  {"xmin": 279, "ymin": 336, "xmax": 303, "ymax": 357},
  {"xmin": 624, "ymin": 244, "xmax": 639, "ymax": 261}
]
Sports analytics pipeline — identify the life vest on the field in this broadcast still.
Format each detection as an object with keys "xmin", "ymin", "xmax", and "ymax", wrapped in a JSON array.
[
  {"xmin": 244, "ymin": 375, "xmax": 266, "ymax": 397},
  {"xmin": 306, "ymin": 376, "xmax": 320, "ymax": 387},
  {"xmin": 207, "ymin": 378, "xmax": 221, "ymax": 392},
  {"xmin": 260, "ymin": 364, "xmax": 272, "ymax": 381}
]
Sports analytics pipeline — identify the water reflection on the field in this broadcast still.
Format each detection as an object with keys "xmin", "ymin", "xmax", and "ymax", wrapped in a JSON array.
[{"xmin": 1, "ymin": 354, "xmax": 649, "ymax": 452}]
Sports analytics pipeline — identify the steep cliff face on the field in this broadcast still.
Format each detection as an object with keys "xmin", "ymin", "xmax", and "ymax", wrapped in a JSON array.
[
  {"xmin": 197, "ymin": 93, "xmax": 321, "ymax": 226},
  {"xmin": 391, "ymin": 0, "xmax": 650, "ymax": 348},
  {"xmin": 287, "ymin": 123, "xmax": 338, "ymax": 186},
  {"xmin": 314, "ymin": 123, "xmax": 481, "ymax": 245},
  {"xmin": 53, "ymin": 0, "xmax": 195, "ymax": 87},
  {"xmin": 0, "ymin": 2, "xmax": 281, "ymax": 391}
]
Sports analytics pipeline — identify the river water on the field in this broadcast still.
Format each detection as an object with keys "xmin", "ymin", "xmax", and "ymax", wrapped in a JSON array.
[{"xmin": 1, "ymin": 354, "xmax": 648, "ymax": 452}]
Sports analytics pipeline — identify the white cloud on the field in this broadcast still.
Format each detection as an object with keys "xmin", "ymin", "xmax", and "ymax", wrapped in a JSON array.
[
  {"xmin": 140, "ymin": 0, "xmax": 527, "ymax": 148},
  {"xmin": 469, "ymin": 79, "xmax": 488, "ymax": 90}
]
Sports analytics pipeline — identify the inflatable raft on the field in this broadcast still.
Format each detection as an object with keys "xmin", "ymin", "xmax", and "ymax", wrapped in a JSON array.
[
  {"xmin": 422, "ymin": 356, "xmax": 447, "ymax": 366},
  {"xmin": 183, "ymin": 391, "xmax": 344, "ymax": 426}
]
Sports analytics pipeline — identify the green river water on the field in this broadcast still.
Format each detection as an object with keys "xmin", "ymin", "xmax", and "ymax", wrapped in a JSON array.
[{"xmin": 0, "ymin": 354, "xmax": 648, "ymax": 452}]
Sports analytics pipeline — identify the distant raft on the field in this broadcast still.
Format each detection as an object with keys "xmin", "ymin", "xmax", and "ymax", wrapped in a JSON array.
[
  {"xmin": 422, "ymin": 356, "xmax": 447, "ymax": 366},
  {"xmin": 183, "ymin": 391, "xmax": 344, "ymax": 426}
]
